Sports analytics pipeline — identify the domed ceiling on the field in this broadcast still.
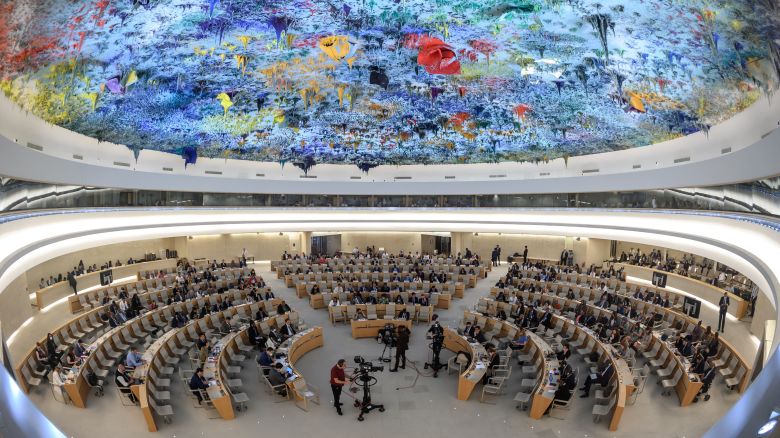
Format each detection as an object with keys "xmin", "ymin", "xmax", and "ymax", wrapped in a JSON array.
[{"xmin": 1, "ymin": 0, "xmax": 779, "ymax": 171}]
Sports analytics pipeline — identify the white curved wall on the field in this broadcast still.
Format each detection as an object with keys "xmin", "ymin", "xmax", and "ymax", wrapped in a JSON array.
[
  {"xmin": 1, "ymin": 94, "xmax": 779, "ymax": 195},
  {"xmin": 1, "ymin": 208, "xmax": 779, "ymax": 437}
]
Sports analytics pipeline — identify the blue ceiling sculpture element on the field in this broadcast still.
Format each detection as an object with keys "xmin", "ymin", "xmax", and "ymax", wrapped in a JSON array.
[{"xmin": 1, "ymin": 0, "xmax": 779, "ymax": 171}]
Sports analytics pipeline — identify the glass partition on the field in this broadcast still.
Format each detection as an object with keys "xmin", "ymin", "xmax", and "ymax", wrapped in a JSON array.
[{"xmin": 1, "ymin": 176, "xmax": 778, "ymax": 216}]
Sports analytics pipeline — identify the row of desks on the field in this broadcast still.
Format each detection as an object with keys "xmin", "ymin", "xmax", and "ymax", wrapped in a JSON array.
[
  {"xmin": 468, "ymin": 303, "xmax": 633, "ymax": 431},
  {"xmin": 461, "ymin": 310, "xmax": 560, "ymax": 417},
  {"xmin": 328, "ymin": 304, "xmax": 434, "ymax": 326},
  {"xmin": 310, "ymin": 291, "xmax": 450, "ymax": 309},
  {"xmin": 442, "ymin": 328, "xmax": 488, "ymax": 401},
  {"xmin": 487, "ymin": 280, "xmax": 753, "ymax": 394}
]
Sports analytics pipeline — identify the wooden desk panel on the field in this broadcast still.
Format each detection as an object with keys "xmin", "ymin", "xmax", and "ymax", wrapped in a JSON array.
[
  {"xmin": 288, "ymin": 327, "xmax": 324, "ymax": 365},
  {"xmin": 351, "ymin": 319, "xmax": 412, "ymax": 338},
  {"xmin": 443, "ymin": 329, "xmax": 487, "ymax": 401}
]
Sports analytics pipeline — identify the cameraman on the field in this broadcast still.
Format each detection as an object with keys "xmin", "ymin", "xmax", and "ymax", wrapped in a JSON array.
[
  {"xmin": 390, "ymin": 326, "xmax": 410, "ymax": 372},
  {"xmin": 427, "ymin": 315, "xmax": 445, "ymax": 376},
  {"xmin": 330, "ymin": 359, "xmax": 348, "ymax": 416}
]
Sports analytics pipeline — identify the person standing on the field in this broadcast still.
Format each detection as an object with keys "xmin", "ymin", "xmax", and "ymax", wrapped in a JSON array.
[
  {"xmin": 330, "ymin": 359, "xmax": 348, "ymax": 415},
  {"xmin": 523, "ymin": 245, "xmax": 528, "ymax": 264},
  {"xmin": 391, "ymin": 326, "xmax": 410, "ymax": 372},
  {"xmin": 718, "ymin": 292, "xmax": 730, "ymax": 333},
  {"xmin": 491, "ymin": 247, "xmax": 498, "ymax": 267},
  {"xmin": 67, "ymin": 270, "xmax": 77, "ymax": 294}
]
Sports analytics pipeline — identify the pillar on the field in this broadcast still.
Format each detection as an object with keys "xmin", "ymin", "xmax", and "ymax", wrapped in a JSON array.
[
  {"xmin": 300, "ymin": 231, "xmax": 312, "ymax": 256},
  {"xmin": 451, "ymin": 232, "xmax": 464, "ymax": 256}
]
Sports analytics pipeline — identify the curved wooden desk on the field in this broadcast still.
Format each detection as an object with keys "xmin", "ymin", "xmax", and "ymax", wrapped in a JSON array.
[
  {"xmin": 286, "ymin": 327, "xmax": 324, "ymax": 366},
  {"xmin": 526, "ymin": 330, "xmax": 560, "ymax": 419},
  {"xmin": 442, "ymin": 328, "xmax": 487, "ymax": 400},
  {"xmin": 277, "ymin": 327, "xmax": 325, "ymax": 410},
  {"xmin": 204, "ymin": 331, "xmax": 240, "ymax": 420},
  {"xmin": 351, "ymin": 319, "xmax": 412, "ymax": 338},
  {"xmin": 488, "ymin": 275, "xmax": 753, "ymax": 394},
  {"xmin": 461, "ymin": 309, "xmax": 561, "ymax": 416},
  {"xmin": 549, "ymin": 314, "xmax": 633, "ymax": 431}
]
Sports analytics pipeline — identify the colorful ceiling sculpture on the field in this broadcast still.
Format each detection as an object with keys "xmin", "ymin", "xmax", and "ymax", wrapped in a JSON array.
[{"xmin": 1, "ymin": 0, "xmax": 779, "ymax": 171}]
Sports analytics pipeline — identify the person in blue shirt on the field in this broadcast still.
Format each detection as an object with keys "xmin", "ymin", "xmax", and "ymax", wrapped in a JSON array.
[
  {"xmin": 510, "ymin": 331, "xmax": 529, "ymax": 352},
  {"xmin": 125, "ymin": 347, "xmax": 145, "ymax": 369}
]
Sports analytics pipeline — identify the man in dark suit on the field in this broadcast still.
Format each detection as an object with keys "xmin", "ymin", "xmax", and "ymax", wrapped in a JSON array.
[
  {"xmin": 280, "ymin": 319, "xmax": 296, "ymax": 338},
  {"xmin": 553, "ymin": 365, "xmax": 576, "ymax": 404},
  {"xmin": 390, "ymin": 326, "xmax": 410, "ymax": 372},
  {"xmin": 277, "ymin": 300, "xmax": 291, "ymax": 315},
  {"xmin": 580, "ymin": 362, "xmax": 613, "ymax": 397},
  {"xmin": 523, "ymin": 246, "xmax": 528, "ymax": 264},
  {"xmin": 188, "ymin": 367, "xmax": 209, "ymax": 404},
  {"xmin": 67, "ymin": 271, "xmax": 78, "ymax": 294},
  {"xmin": 462, "ymin": 321, "xmax": 476, "ymax": 338},
  {"xmin": 267, "ymin": 363, "xmax": 288, "ymax": 397},
  {"xmin": 717, "ymin": 292, "xmax": 729, "ymax": 333},
  {"xmin": 694, "ymin": 364, "xmax": 716, "ymax": 402},
  {"xmin": 472, "ymin": 326, "xmax": 487, "ymax": 344}
]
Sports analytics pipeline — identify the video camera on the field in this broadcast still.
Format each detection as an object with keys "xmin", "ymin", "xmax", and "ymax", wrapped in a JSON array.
[
  {"xmin": 354, "ymin": 356, "xmax": 384, "ymax": 373},
  {"xmin": 378, "ymin": 324, "xmax": 396, "ymax": 346},
  {"xmin": 427, "ymin": 321, "xmax": 444, "ymax": 344}
]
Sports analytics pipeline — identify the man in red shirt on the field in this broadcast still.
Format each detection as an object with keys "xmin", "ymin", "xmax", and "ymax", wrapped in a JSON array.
[{"xmin": 330, "ymin": 359, "xmax": 348, "ymax": 415}]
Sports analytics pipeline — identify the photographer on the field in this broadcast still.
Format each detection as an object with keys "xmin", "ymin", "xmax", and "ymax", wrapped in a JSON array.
[
  {"xmin": 390, "ymin": 326, "xmax": 410, "ymax": 372},
  {"xmin": 330, "ymin": 359, "xmax": 348, "ymax": 416}
]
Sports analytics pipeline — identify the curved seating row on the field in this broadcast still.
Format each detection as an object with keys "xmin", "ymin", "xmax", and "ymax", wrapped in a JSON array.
[
  {"xmin": 302, "ymin": 282, "xmax": 459, "ymax": 305},
  {"xmin": 459, "ymin": 310, "xmax": 560, "ymax": 417},
  {"xmin": 15, "ymin": 270, "xmax": 270, "ymax": 395},
  {"xmin": 34, "ymin": 258, "xmax": 180, "ymax": 310},
  {"xmin": 327, "ymin": 303, "xmax": 433, "ymax": 326},
  {"xmin": 138, "ymin": 301, "xmax": 297, "ymax": 431},
  {"xmin": 614, "ymin": 263, "xmax": 749, "ymax": 318},
  {"xmin": 312, "ymin": 288, "xmax": 448, "ymax": 308},
  {"xmin": 488, "ymin": 282, "xmax": 753, "ymax": 395}
]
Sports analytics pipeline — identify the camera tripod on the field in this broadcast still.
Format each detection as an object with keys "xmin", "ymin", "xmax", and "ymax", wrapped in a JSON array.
[
  {"xmin": 379, "ymin": 342, "xmax": 394, "ymax": 363},
  {"xmin": 423, "ymin": 340, "xmax": 444, "ymax": 377},
  {"xmin": 350, "ymin": 371, "xmax": 385, "ymax": 421}
]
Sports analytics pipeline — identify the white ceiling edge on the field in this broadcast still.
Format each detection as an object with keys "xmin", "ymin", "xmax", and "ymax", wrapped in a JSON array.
[
  {"xmin": 0, "ymin": 208, "xmax": 778, "ymax": 437},
  {"xmin": 1, "ymin": 93, "xmax": 779, "ymax": 195}
]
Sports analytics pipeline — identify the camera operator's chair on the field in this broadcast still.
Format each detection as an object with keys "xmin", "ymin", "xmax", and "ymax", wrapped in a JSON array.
[
  {"xmin": 263, "ymin": 374, "xmax": 291, "ymax": 402},
  {"xmin": 447, "ymin": 352, "xmax": 470, "ymax": 375},
  {"xmin": 417, "ymin": 306, "xmax": 431, "ymax": 324},
  {"xmin": 329, "ymin": 306, "xmax": 346, "ymax": 325},
  {"xmin": 405, "ymin": 304, "xmax": 417, "ymax": 323},
  {"xmin": 291, "ymin": 379, "xmax": 320, "ymax": 411},
  {"xmin": 480, "ymin": 376, "xmax": 507, "ymax": 403}
]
